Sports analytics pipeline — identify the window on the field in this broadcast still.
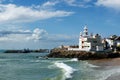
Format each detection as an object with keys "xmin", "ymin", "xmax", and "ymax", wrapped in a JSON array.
[{"xmin": 93, "ymin": 41, "xmax": 97, "ymax": 43}]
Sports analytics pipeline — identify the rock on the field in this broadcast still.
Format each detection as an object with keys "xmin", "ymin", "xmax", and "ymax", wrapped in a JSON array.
[{"xmin": 47, "ymin": 48, "xmax": 120, "ymax": 60}]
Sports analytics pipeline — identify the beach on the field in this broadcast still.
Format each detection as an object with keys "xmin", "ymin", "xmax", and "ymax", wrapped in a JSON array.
[
  {"xmin": 89, "ymin": 58, "xmax": 120, "ymax": 66},
  {"xmin": 89, "ymin": 58, "xmax": 120, "ymax": 80}
]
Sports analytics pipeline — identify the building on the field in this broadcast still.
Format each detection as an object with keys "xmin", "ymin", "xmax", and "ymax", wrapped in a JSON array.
[
  {"xmin": 115, "ymin": 37, "xmax": 120, "ymax": 47},
  {"xmin": 106, "ymin": 36, "xmax": 120, "ymax": 50},
  {"xmin": 68, "ymin": 26, "xmax": 104, "ymax": 51}
]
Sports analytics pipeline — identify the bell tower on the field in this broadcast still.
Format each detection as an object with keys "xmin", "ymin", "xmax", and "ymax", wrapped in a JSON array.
[{"xmin": 83, "ymin": 25, "xmax": 88, "ymax": 37}]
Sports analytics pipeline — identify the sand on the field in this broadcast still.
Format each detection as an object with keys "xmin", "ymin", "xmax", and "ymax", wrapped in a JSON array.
[
  {"xmin": 89, "ymin": 58, "xmax": 120, "ymax": 80},
  {"xmin": 89, "ymin": 58, "xmax": 120, "ymax": 66}
]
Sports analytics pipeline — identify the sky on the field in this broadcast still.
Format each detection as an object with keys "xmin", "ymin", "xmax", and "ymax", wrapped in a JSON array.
[{"xmin": 0, "ymin": 0, "xmax": 120, "ymax": 49}]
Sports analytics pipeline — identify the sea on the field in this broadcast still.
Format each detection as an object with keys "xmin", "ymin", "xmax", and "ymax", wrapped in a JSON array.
[{"xmin": 0, "ymin": 53, "xmax": 120, "ymax": 80}]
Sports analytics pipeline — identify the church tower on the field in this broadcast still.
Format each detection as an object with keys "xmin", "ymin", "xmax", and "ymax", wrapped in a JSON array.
[
  {"xmin": 79, "ymin": 25, "xmax": 89, "ymax": 50},
  {"xmin": 83, "ymin": 26, "xmax": 88, "ymax": 37}
]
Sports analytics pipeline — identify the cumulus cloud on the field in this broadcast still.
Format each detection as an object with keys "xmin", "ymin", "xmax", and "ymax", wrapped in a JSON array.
[
  {"xmin": 0, "ymin": 28, "xmax": 77, "ymax": 43},
  {"xmin": 96, "ymin": 0, "xmax": 120, "ymax": 10},
  {"xmin": 0, "ymin": 4, "xmax": 73, "ymax": 23},
  {"xmin": 27, "ymin": 28, "xmax": 48, "ymax": 40},
  {"xmin": 0, "ymin": 28, "xmax": 47, "ymax": 41}
]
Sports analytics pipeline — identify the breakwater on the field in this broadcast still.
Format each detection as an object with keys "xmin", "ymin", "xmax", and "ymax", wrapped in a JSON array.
[
  {"xmin": 47, "ymin": 48, "xmax": 120, "ymax": 60},
  {"xmin": 4, "ymin": 49, "xmax": 49, "ymax": 53}
]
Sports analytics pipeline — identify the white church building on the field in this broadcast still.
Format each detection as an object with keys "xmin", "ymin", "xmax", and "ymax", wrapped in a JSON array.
[{"xmin": 68, "ymin": 26, "xmax": 104, "ymax": 51}]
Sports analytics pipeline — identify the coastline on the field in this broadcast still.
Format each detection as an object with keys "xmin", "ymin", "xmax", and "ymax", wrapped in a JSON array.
[
  {"xmin": 88, "ymin": 58, "xmax": 120, "ymax": 66},
  {"xmin": 47, "ymin": 48, "xmax": 120, "ymax": 60},
  {"xmin": 88, "ymin": 58, "xmax": 120, "ymax": 80}
]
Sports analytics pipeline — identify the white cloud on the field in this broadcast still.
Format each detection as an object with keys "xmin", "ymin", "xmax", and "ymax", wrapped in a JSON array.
[
  {"xmin": 96, "ymin": 0, "xmax": 120, "ymax": 10},
  {"xmin": 63, "ymin": 0, "xmax": 91, "ymax": 7},
  {"xmin": 33, "ymin": 1, "xmax": 59, "ymax": 10},
  {"xmin": 0, "ymin": 28, "xmax": 48, "ymax": 41},
  {"xmin": 0, "ymin": 4, "xmax": 73, "ymax": 23},
  {"xmin": 64, "ymin": 0, "xmax": 76, "ymax": 6},
  {"xmin": 27, "ymin": 28, "xmax": 48, "ymax": 40},
  {"xmin": 42, "ymin": 1, "xmax": 58, "ymax": 8},
  {"xmin": 0, "ymin": 28, "xmax": 77, "ymax": 43},
  {"xmin": 0, "ymin": 28, "xmax": 78, "ymax": 49}
]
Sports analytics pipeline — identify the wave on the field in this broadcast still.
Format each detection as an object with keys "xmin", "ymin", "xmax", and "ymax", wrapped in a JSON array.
[
  {"xmin": 70, "ymin": 58, "xmax": 78, "ymax": 62},
  {"xmin": 99, "ymin": 67, "xmax": 120, "ymax": 80},
  {"xmin": 54, "ymin": 62, "xmax": 76, "ymax": 79},
  {"xmin": 83, "ymin": 61, "xmax": 99, "ymax": 68}
]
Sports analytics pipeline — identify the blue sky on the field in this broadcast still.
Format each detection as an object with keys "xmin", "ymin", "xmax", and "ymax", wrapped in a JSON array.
[{"xmin": 0, "ymin": 0, "xmax": 120, "ymax": 49}]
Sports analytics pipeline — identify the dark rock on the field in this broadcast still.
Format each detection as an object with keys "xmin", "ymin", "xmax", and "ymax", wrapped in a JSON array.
[{"xmin": 47, "ymin": 48, "xmax": 120, "ymax": 60}]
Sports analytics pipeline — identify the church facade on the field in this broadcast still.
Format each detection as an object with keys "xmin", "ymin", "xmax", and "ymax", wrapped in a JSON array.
[{"xmin": 68, "ymin": 26, "xmax": 104, "ymax": 51}]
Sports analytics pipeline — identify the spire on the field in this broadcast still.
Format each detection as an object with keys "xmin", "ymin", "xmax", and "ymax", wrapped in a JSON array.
[
  {"xmin": 83, "ymin": 25, "xmax": 88, "ymax": 37},
  {"xmin": 80, "ymin": 32, "xmax": 82, "ymax": 38},
  {"xmin": 84, "ymin": 25, "xmax": 87, "ymax": 30}
]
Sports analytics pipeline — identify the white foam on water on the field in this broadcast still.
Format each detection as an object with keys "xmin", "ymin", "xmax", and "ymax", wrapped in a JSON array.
[
  {"xmin": 34, "ymin": 60, "xmax": 40, "ymax": 62},
  {"xmin": 98, "ymin": 67, "xmax": 120, "ymax": 80},
  {"xmin": 70, "ymin": 58, "xmax": 78, "ymax": 62},
  {"xmin": 54, "ymin": 62, "xmax": 76, "ymax": 79},
  {"xmin": 84, "ymin": 61, "xmax": 99, "ymax": 68}
]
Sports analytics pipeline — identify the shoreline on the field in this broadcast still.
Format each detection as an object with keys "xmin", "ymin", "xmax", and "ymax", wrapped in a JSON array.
[
  {"xmin": 88, "ymin": 58, "xmax": 120, "ymax": 80},
  {"xmin": 47, "ymin": 48, "xmax": 120, "ymax": 60},
  {"xmin": 88, "ymin": 58, "xmax": 120, "ymax": 66}
]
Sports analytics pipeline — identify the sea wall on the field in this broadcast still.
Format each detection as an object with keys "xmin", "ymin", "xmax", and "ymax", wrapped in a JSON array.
[
  {"xmin": 4, "ymin": 49, "xmax": 49, "ymax": 53},
  {"xmin": 47, "ymin": 48, "xmax": 120, "ymax": 60}
]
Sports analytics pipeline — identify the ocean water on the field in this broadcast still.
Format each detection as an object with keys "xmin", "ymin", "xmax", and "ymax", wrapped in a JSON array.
[{"xmin": 0, "ymin": 53, "xmax": 120, "ymax": 80}]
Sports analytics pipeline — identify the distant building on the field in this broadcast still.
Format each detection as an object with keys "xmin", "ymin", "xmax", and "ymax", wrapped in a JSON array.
[
  {"xmin": 106, "ymin": 38, "xmax": 114, "ymax": 50},
  {"xmin": 59, "ymin": 45, "xmax": 70, "ymax": 49},
  {"xmin": 115, "ymin": 37, "xmax": 120, "ymax": 47},
  {"xmin": 79, "ymin": 26, "xmax": 103, "ymax": 51},
  {"xmin": 106, "ymin": 36, "xmax": 120, "ymax": 51},
  {"xmin": 68, "ymin": 26, "xmax": 104, "ymax": 51}
]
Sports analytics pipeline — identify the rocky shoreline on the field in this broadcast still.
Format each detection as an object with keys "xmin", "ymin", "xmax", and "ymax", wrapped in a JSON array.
[
  {"xmin": 47, "ymin": 48, "xmax": 120, "ymax": 60},
  {"xmin": 4, "ymin": 49, "xmax": 49, "ymax": 53}
]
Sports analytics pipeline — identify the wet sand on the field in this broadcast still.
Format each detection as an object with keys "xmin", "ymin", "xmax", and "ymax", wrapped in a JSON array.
[
  {"xmin": 89, "ymin": 58, "xmax": 120, "ymax": 66},
  {"xmin": 89, "ymin": 58, "xmax": 120, "ymax": 80}
]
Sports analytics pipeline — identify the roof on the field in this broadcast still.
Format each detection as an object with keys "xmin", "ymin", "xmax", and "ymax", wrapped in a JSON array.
[
  {"xmin": 115, "ymin": 36, "xmax": 120, "ymax": 40},
  {"xmin": 107, "ymin": 36, "xmax": 120, "ymax": 41}
]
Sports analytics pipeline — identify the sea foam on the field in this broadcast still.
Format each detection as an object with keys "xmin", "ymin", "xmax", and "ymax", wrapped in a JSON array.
[
  {"xmin": 98, "ymin": 67, "xmax": 120, "ymax": 80},
  {"xmin": 54, "ymin": 62, "xmax": 76, "ymax": 79},
  {"xmin": 84, "ymin": 61, "xmax": 99, "ymax": 68},
  {"xmin": 70, "ymin": 58, "xmax": 78, "ymax": 62}
]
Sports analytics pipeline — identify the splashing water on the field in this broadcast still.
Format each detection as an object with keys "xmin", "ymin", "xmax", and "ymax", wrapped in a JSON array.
[{"xmin": 54, "ymin": 62, "xmax": 76, "ymax": 79}]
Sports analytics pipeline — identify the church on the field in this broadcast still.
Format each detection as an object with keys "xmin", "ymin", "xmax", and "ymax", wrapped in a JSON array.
[{"xmin": 68, "ymin": 26, "xmax": 104, "ymax": 51}]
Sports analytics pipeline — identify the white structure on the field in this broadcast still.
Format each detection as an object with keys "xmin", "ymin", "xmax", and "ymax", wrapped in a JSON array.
[
  {"xmin": 115, "ymin": 37, "xmax": 120, "ymax": 47},
  {"xmin": 106, "ymin": 36, "xmax": 120, "ymax": 49},
  {"xmin": 79, "ymin": 26, "xmax": 103, "ymax": 51},
  {"xmin": 106, "ymin": 38, "xmax": 114, "ymax": 49},
  {"xmin": 68, "ymin": 26, "xmax": 104, "ymax": 51}
]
